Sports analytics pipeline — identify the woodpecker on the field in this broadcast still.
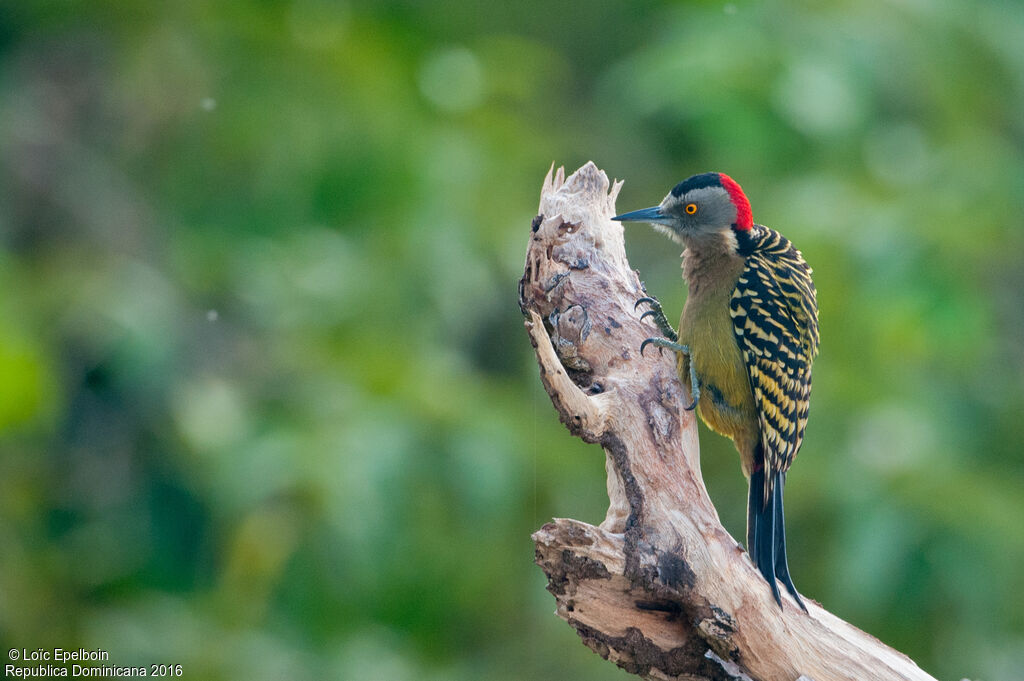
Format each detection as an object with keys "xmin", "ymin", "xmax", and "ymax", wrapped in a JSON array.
[{"xmin": 613, "ymin": 172, "xmax": 819, "ymax": 611}]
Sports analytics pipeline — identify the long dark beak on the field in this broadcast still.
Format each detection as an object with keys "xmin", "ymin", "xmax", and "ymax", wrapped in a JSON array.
[{"xmin": 612, "ymin": 206, "xmax": 672, "ymax": 225}]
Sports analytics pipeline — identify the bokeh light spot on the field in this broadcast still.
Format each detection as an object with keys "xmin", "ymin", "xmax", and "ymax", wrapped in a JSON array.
[
  {"xmin": 418, "ymin": 47, "xmax": 485, "ymax": 113},
  {"xmin": 774, "ymin": 62, "xmax": 864, "ymax": 136}
]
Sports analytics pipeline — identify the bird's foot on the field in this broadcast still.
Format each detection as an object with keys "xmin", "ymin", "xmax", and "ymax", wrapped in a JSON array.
[
  {"xmin": 639, "ymin": 337, "xmax": 688, "ymax": 357},
  {"xmin": 634, "ymin": 297, "xmax": 678, "ymax": 342}
]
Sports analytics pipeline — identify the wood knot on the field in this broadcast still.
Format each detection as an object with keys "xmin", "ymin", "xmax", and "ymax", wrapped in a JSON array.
[
  {"xmin": 549, "ymin": 305, "xmax": 592, "ymax": 373},
  {"xmin": 558, "ymin": 219, "xmax": 581, "ymax": 235},
  {"xmin": 638, "ymin": 378, "xmax": 682, "ymax": 453},
  {"xmin": 657, "ymin": 552, "xmax": 696, "ymax": 591},
  {"xmin": 697, "ymin": 606, "xmax": 739, "ymax": 663}
]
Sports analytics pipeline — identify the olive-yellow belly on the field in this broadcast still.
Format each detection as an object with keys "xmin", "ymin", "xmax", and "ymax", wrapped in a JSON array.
[{"xmin": 678, "ymin": 295, "xmax": 760, "ymax": 475}]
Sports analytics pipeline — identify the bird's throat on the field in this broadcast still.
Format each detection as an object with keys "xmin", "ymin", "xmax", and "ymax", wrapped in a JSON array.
[{"xmin": 681, "ymin": 231, "xmax": 744, "ymax": 298}]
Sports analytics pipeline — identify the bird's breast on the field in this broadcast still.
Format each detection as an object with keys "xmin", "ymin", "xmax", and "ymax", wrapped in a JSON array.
[{"xmin": 678, "ymin": 269, "xmax": 760, "ymax": 466}]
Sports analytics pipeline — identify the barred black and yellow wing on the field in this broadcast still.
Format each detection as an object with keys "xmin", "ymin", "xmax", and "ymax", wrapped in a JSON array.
[{"xmin": 729, "ymin": 225, "xmax": 819, "ymax": 494}]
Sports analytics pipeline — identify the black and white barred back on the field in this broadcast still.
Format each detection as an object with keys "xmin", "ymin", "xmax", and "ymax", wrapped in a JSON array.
[{"xmin": 729, "ymin": 224, "xmax": 820, "ymax": 504}]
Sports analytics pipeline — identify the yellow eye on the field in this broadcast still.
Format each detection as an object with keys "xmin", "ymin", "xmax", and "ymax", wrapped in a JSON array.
[{"xmin": 685, "ymin": 203, "xmax": 698, "ymax": 215}]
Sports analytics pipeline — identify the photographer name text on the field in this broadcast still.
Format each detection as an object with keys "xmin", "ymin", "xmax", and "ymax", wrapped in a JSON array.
[{"xmin": 7, "ymin": 650, "xmax": 182, "ymax": 678}]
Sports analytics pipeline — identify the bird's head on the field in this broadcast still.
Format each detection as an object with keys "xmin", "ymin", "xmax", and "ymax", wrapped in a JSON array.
[{"xmin": 613, "ymin": 172, "xmax": 753, "ymax": 244}]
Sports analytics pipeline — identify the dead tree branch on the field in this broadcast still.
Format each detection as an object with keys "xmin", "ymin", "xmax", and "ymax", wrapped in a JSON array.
[{"xmin": 518, "ymin": 162, "xmax": 939, "ymax": 681}]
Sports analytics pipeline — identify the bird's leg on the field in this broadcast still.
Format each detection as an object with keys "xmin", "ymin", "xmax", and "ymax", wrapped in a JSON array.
[
  {"xmin": 638, "ymin": 337, "xmax": 701, "ymax": 412},
  {"xmin": 634, "ymin": 297, "xmax": 678, "ymax": 342},
  {"xmin": 635, "ymin": 297, "xmax": 699, "ymax": 411},
  {"xmin": 685, "ymin": 354, "xmax": 700, "ymax": 412}
]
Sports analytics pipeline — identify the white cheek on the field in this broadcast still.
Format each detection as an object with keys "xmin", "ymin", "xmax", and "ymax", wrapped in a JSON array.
[{"xmin": 652, "ymin": 223, "xmax": 684, "ymax": 244}]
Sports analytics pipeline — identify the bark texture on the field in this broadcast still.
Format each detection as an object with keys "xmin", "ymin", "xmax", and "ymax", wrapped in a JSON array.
[{"xmin": 519, "ymin": 162, "xmax": 940, "ymax": 681}]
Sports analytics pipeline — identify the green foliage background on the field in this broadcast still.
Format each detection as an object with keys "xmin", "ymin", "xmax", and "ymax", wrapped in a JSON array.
[{"xmin": 1, "ymin": 0, "xmax": 1023, "ymax": 679}]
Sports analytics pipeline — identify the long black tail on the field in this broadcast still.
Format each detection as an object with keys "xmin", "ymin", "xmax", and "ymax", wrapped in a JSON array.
[{"xmin": 747, "ymin": 468, "xmax": 806, "ymax": 611}]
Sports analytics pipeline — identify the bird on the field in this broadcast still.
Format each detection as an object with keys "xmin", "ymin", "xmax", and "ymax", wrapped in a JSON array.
[{"xmin": 613, "ymin": 172, "xmax": 819, "ymax": 611}]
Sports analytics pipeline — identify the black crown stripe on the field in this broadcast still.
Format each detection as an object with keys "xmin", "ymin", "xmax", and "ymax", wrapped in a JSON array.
[{"xmin": 670, "ymin": 172, "xmax": 722, "ymax": 197}]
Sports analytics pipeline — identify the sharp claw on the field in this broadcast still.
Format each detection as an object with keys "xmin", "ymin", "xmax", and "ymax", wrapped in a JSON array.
[
  {"xmin": 685, "ymin": 401, "xmax": 698, "ymax": 412},
  {"xmin": 639, "ymin": 337, "xmax": 667, "ymax": 357},
  {"xmin": 634, "ymin": 296, "xmax": 657, "ymax": 311},
  {"xmin": 640, "ymin": 309, "xmax": 658, "ymax": 322}
]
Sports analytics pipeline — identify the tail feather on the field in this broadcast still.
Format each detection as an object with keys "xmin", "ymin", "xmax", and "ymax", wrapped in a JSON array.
[
  {"xmin": 747, "ymin": 468, "xmax": 806, "ymax": 611},
  {"xmin": 772, "ymin": 472, "xmax": 806, "ymax": 610}
]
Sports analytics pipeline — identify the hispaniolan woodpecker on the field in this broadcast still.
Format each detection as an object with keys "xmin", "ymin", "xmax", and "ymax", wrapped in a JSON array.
[{"xmin": 614, "ymin": 172, "xmax": 819, "ymax": 611}]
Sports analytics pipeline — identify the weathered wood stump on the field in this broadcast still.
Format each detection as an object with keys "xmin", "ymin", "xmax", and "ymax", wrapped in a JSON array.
[{"xmin": 518, "ymin": 162, "xmax": 939, "ymax": 681}]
